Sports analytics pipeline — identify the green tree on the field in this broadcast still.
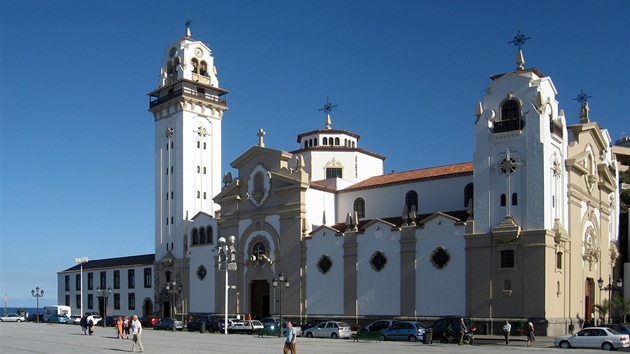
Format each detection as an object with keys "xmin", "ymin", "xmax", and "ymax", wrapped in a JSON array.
[
  {"xmin": 594, "ymin": 299, "xmax": 610, "ymax": 324},
  {"xmin": 613, "ymin": 295, "xmax": 630, "ymax": 323}
]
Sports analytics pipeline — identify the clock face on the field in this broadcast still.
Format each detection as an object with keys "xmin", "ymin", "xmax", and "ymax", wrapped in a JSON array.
[
  {"xmin": 169, "ymin": 47, "xmax": 177, "ymax": 58},
  {"xmin": 195, "ymin": 48, "xmax": 203, "ymax": 57}
]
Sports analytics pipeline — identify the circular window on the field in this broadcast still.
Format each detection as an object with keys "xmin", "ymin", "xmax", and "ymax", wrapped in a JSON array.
[{"xmin": 370, "ymin": 251, "xmax": 387, "ymax": 272}]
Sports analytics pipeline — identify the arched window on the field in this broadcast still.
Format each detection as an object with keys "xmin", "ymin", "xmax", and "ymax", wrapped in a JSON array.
[
  {"xmin": 192, "ymin": 228, "xmax": 199, "ymax": 245},
  {"xmin": 354, "ymin": 198, "xmax": 365, "ymax": 218},
  {"xmin": 322, "ymin": 137, "xmax": 328, "ymax": 145},
  {"xmin": 334, "ymin": 137, "xmax": 340, "ymax": 145},
  {"xmin": 206, "ymin": 226, "xmax": 213, "ymax": 244},
  {"xmin": 464, "ymin": 183, "xmax": 474, "ymax": 207},
  {"xmin": 405, "ymin": 191, "xmax": 418, "ymax": 211},
  {"xmin": 500, "ymin": 194, "xmax": 506, "ymax": 207},
  {"xmin": 199, "ymin": 227, "xmax": 206, "ymax": 244},
  {"xmin": 501, "ymin": 99, "xmax": 520, "ymax": 121},
  {"xmin": 512, "ymin": 193, "xmax": 518, "ymax": 205},
  {"xmin": 191, "ymin": 58, "xmax": 199, "ymax": 74},
  {"xmin": 200, "ymin": 61, "xmax": 208, "ymax": 76}
]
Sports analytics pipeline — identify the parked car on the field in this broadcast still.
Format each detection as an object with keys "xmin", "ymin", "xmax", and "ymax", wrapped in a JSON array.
[
  {"xmin": 283, "ymin": 322, "xmax": 303, "ymax": 337},
  {"xmin": 68, "ymin": 315, "xmax": 82, "ymax": 325},
  {"xmin": 360, "ymin": 319, "xmax": 397, "ymax": 332},
  {"xmin": 260, "ymin": 317, "xmax": 284, "ymax": 330},
  {"xmin": 87, "ymin": 315, "xmax": 102, "ymax": 325},
  {"xmin": 300, "ymin": 319, "xmax": 333, "ymax": 332},
  {"xmin": 187, "ymin": 316, "xmax": 222, "ymax": 333},
  {"xmin": 139, "ymin": 316, "xmax": 160, "ymax": 327},
  {"xmin": 106, "ymin": 315, "xmax": 125, "ymax": 327},
  {"xmin": 47, "ymin": 314, "xmax": 70, "ymax": 324},
  {"xmin": 429, "ymin": 316, "xmax": 472, "ymax": 338},
  {"xmin": 554, "ymin": 327, "xmax": 630, "ymax": 350},
  {"xmin": 379, "ymin": 321, "xmax": 427, "ymax": 342},
  {"xmin": 0, "ymin": 313, "xmax": 25, "ymax": 322},
  {"xmin": 303, "ymin": 321, "xmax": 352, "ymax": 339},
  {"xmin": 153, "ymin": 317, "xmax": 183, "ymax": 331},
  {"xmin": 27, "ymin": 314, "xmax": 45, "ymax": 322},
  {"xmin": 601, "ymin": 323, "xmax": 630, "ymax": 334},
  {"xmin": 227, "ymin": 320, "xmax": 264, "ymax": 334}
]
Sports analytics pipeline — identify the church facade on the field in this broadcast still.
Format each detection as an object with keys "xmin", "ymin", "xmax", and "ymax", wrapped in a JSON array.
[{"xmin": 58, "ymin": 27, "xmax": 622, "ymax": 336}]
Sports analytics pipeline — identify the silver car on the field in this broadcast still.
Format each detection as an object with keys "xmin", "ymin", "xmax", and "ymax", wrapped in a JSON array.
[
  {"xmin": 554, "ymin": 327, "xmax": 630, "ymax": 350},
  {"xmin": 304, "ymin": 321, "xmax": 352, "ymax": 339}
]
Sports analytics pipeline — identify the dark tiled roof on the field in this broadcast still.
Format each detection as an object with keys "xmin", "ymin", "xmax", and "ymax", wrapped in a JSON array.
[
  {"xmin": 342, "ymin": 162, "xmax": 473, "ymax": 192},
  {"xmin": 327, "ymin": 210, "xmax": 469, "ymax": 233},
  {"xmin": 58, "ymin": 254, "xmax": 155, "ymax": 273},
  {"xmin": 290, "ymin": 146, "xmax": 386, "ymax": 160}
]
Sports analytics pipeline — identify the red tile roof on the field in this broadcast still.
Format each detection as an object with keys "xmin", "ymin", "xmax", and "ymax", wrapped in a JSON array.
[{"xmin": 342, "ymin": 161, "xmax": 473, "ymax": 192}]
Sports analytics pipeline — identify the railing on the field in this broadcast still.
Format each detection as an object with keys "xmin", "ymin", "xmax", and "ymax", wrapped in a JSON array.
[
  {"xmin": 493, "ymin": 119, "xmax": 524, "ymax": 133},
  {"xmin": 150, "ymin": 86, "xmax": 227, "ymax": 109}
]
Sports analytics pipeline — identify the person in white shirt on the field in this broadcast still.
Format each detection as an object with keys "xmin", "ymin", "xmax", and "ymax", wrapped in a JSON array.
[
  {"xmin": 130, "ymin": 315, "xmax": 144, "ymax": 352},
  {"xmin": 502, "ymin": 320, "xmax": 512, "ymax": 345}
]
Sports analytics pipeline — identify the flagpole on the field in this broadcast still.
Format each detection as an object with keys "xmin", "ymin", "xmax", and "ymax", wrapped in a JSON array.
[{"xmin": 4, "ymin": 294, "xmax": 7, "ymax": 316}]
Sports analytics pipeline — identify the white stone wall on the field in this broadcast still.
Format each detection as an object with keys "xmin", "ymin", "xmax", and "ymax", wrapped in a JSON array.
[{"xmin": 305, "ymin": 229, "xmax": 345, "ymax": 315}]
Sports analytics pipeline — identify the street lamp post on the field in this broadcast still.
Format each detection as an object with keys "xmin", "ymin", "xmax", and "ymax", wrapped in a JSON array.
[
  {"xmin": 217, "ymin": 235, "xmax": 237, "ymax": 335},
  {"xmin": 31, "ymin": 287, "xmax": 44, "ymax": 324},
  {"xmin": 75, "ymin": 257, "xmax": 88, "ymax": 317},
  {"xmin": 96, "ymin": 286, "xmax": 112, "ymax": 328},
  {"xmin": 272, "ymin": 272, "xmax": 290, "ymax": 337},
  {"xmin": 165, "ymin": 280, "xmax": 182, "ymax": 332},
  {"xmin": 598, "ymin": 274, "xmax": 623, "ymax": 324}
]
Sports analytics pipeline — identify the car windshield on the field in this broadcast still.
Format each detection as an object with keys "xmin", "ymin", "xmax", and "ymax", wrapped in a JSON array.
[{"xmin": 339, "ymin": 322, "xmax": 350, "ymax": 328}]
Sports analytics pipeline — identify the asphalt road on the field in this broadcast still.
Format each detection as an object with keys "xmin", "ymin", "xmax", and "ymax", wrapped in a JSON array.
[{"xmin": 0, "ymin": 322, "xmax": 627, "ymax": 353}]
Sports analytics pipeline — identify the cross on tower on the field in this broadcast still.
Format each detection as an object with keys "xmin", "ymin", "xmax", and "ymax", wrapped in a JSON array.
[
  {"xmin": 318, "ymin": 96, "xmax": 338, "ymax": 115},
  {"xmin": 257, "ymin": 128, "xmax": 266, "ymax": 147},
  {"xmin": 492, "ymin": 148, "xmax": 526, "ymax": 217},
  {"xmin": 508, "ymin": 29, "xmax": 531, "ymax": 50}
]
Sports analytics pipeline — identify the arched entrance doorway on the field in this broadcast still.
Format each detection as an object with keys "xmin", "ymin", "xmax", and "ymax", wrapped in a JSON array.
[
  {"xmin": 250, "ymin": 280, "xmax": 270, "ymax": 320},
  {"xmin": 585, "ymin": 278, "xmax": 595, "ymax": 323},
  {"xmin": 143, "ymin": 298, "xmax": 153, "ymax": 317}
]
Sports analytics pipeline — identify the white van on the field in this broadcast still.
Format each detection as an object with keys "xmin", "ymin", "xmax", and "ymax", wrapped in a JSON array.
[{"xmin": 43, "ymin": 305, "xmax": 71, "ymax": 321}]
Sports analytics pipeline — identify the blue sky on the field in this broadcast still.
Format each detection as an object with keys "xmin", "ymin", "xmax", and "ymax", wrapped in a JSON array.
[{"xmin": 1, "ymin": 1, "xmax": 628, "ymax": 307}]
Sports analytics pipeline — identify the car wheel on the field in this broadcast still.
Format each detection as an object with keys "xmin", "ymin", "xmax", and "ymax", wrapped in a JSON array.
[
  {"xmin": 408, "ymin": 335, "xmax": 417, "ymax": 342},
  {"xmin": 247, "ymin": 330, "xmax": 253, "ymax": 335},
  {"xmin": 153, "ymin": 325, "xmax": 158, "ymax": 330},
  {"xmin": 208, "ymin": 327, "xmax": 215, "ymax": 333},
  {"xmin": 559, "ymin": 341, "xmax": 571, "ymax": 349},
  {"xmin": 380, "ymin": 334, "xmax": 386, "ymax": 341},
  {"xmin": 188, "ymin": 327, "xmax": 193, "ymax": 332},
  {"xmin": 165, "ymin": 326, "xmax": 170, "ymax": 331},
  {"xmin": 602, "ymin": 342, "xmax": 614, "ymax": 351},
  {"xmin": 16, "ymin": 319, "xmax": 21, "ymax": 323},
  {"xmin": 331, "ymin": 332, "xmax": 339, "ymax": 339},
  {"xmin": 306, "ymin": 332, "xmax": 313, "ymax": 338}
]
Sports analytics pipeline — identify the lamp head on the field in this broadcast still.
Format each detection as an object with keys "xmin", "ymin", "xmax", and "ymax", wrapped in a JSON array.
[
  {"xmin": 228, "ymin": 235, "xmax": 236, "ymax": 244},
  {"xmin": 218, "ymin": 237, "xmax": 226, "ymax": 245},
  {"xmin": 598, "ymin": 277, "xmax": 604, "ymax": 289}
]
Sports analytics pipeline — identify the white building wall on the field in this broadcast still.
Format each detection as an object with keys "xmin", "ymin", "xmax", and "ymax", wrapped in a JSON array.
[
  {"xmin": 305, "ymin": 230, "xmax": 345, "ymax": 315},
  {"xmin": 357, "ymin": 228, "xmax": 401, "ymax": 316},
  {"xmin": 415, "ymin": 216, "xmax": 466, "ymax": 315},
  {"xmin": 305, "ymin": 188, "xmax": 335, "ymax": 229},
  {"xmin": 336, "ymin": 175, "xmax": 472, "ymax": 222}
]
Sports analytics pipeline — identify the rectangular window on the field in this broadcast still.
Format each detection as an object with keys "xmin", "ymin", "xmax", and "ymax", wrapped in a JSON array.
[
  {"xmin": 501, "ymin": 250, "xmax": 515, "ymax": 268},
  {"xmin": 76, "ymin": 294, "xmax": 81, "ymax": 309},
  {"xmin": 65, "ymin": 295, "xmax": 70, "ymax": 306},
  {"xmin": 87, "ymin": 273, "xmax": 93, "ymax": 290},
  {"xmin": 76, "ymin": 274, "xmax": 81, "ymax": 291},
  {"xmin": 87, "ymin": 294, "xmax": 93, "ymax": 309},
  {"xmin": 128, "ymin": 293, "xmax": 135, "ymax": 310},
  {"xmin": 556, "ymin": 252, "xmax": 563, "ymax": 270},
  {"xmin": 326, "ymin": 167, "xmax": 342, "ymax": 179},
  {"xmin": 114, "ymin": 293, "xmax": 120, "ymax": 310},
  {"xmin": 65, "ymin": 275, "xmax": 70, "ymax": 291},
  {"xmin": 128, "ymin": 270, "xmax": 135, "ymax": 289},
  {"xmin": 114, "ymin": 270, "xmax": 120, "ymax": 289},
  {"xmin": 144, "ymin": 268, "xmax": 152, "ymax": 288},
  {"xmin": 100, "ymin": 271, "xmax": 106, "ymax": 289}
]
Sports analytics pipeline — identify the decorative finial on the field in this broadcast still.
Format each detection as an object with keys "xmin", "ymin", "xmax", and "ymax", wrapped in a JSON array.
[
  {"xmin": 575, "ymin": 90, "xmax": 591, "ymax": 124},
  {"xmin": 184, "ymin": 18, "xmax": 192, "ymax": 38},
  {"xmin": 318, "ymin": 97, "xmax": 338, "ymax": 129},
  {"xmin": 509, "ymin": 29, "xmax": 530, "ymax": 70},
  {"xmin": 257, "ymin": 128, "xmax": 266, "ymax": 147}
]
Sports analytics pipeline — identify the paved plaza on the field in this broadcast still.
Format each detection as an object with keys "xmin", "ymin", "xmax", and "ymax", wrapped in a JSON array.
[{"xmin": 1, "ymin": 322, "xmax": 626, "ymax": 353}]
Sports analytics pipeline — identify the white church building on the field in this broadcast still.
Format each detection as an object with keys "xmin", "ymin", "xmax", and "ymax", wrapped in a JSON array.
[{"xmin": 58, "ymin": 26, "xmax": 622, "ymax": 336}]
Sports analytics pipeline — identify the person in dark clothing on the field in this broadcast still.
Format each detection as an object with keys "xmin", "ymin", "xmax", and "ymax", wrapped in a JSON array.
[
  {"xmin": 458, "ymin": 318, "xmax": 467, "ymax": 345},
  {"xmin": 80, "ymin": 315, "xmax": 88, "ymax": 335}
]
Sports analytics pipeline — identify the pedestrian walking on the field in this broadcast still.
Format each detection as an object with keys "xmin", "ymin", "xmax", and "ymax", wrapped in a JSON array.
[
  {"xmin": 283, "ymin": 321, "xmax": 297, "ymax": 354},
  {"xmin": 80, "ymin": 315, "xmax": 88, "ymax": 335},
  {"xmin": 130, "ymin": 315, "xmax": 144, "ymax": 352},
  {"xmin": 526, "ymin": 322, "xmax": 535, "ymax": 347},
  {"xmin": 458, "ymin": 318, "xmax": 467, "ymax": 345},
  {"xmin": 116, "ymin": 316, "xmax": 124, "ymax": 339},
  {"xmin": 503, "ymin": 320, "xmax": 511, "ymax": 345}
]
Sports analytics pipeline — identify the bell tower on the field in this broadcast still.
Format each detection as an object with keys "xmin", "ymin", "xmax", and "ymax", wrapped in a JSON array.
[
  {"xmin": 472, "ymin": 31, "xmax": 568, "ymax": 233},
  {"xmin": 148, "ymin": 23, "xmax": 228, "ymax": 262}
]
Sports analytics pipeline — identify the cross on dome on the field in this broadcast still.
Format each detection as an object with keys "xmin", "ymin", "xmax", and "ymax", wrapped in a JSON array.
[
  {"xmin": 318, "ymin": 97, "xmax": 338, "ymax": 129},
  {"xmin": 257, "ymin": 128, "xmax": 266, "ymax": 147}
]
